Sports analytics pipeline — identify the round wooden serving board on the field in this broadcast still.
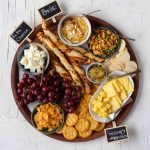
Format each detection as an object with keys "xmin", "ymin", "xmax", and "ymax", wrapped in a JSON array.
[{"xmin": 11, "ymin": 14, "xmax": 140, "ymax": 142}]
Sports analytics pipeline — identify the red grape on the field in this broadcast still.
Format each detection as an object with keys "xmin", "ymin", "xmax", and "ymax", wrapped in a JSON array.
[
  {"xmin": 41, "ymin": 92, "xmax": 46, "ymax": 97},
  {"xmin": 21, "ymin": 78, "xmax": 27, "ymax": 85},
  {"xmin": 62, "ymin": 82, "xmax": 66, "ymax": 87},
  {"xmin": 19, "ymin": 100, "xmax": 26, "ymax": 107},
  {"xmin": 71, "ymin": 96, "xmax": 76, "ymax": 100},
  {"xmin": 48, "ymin": 97, "xmax": 54, "ymax": 102},
  {"xmin": 65, "ymin": 89, "xmax": 71, "ymax": 95},
  {"xmin": 68, "ymin": 106, "xmax": 75, "ymax": 113},
  {"xmin": 37, "ymin": 94, "xmax": 43, "ymax": 101},
  {"xmin": 65, "ymin": 83, "xmax": 71, "ymax": 88},
  {"xmin": 64, "ymin": 95, "xmax": 70, "ymax": 101},
  {"xmin": 42, "ymin": 86, "xmax": 49, "ymax": 93},
  {"xmin": 21, "ymin": 93, "xmax": 26, "ymax": 98},
  {"xmin": 54, "ymin": 94, "xmax": 60, "ymax": 101},
  {"xmin": 49, "ymin": 85, "xmax": 54, "ymax": 91},
  {"xmin": 54, "ymin": 80, "xmax": 59, "ymax": 86},
  {"xmin": 71, "ymin": 90, "xmax": 77, "ymax": 97},
  {"xmin": 23, "ymin": 73, "xmax": 29, "ymax": 79},
  {"xmin": 64, "ymin": 103, "xmax": 68, "ymax": 108},
  {"xmin": 17, "ymin": 88, "xmax": 23, "ymax": 94},
  {"xmin": 33, "ymin": 90, "xmax": 39, "ymax": 96},
  {"xmin": 27, "ymin": 94, "xmax": 33, "ymax": 102},
  {"xmin": 31, "ymin": 90, "xmax": 35, "ymax": 95},
  {"xmin": 32, "ymin": 82, "xmax": 39, "ymax": 88},
  {"xmin": 67, "ymin": 101, "xmax": 73, "ymax": 107},
  {"xmin": 48, "ymin": 92, "xmax": 54, "ymax": 98},
  {"xmin": 17, "ymin": 82, "xmax": 23, "ymax": 88},
  {"xmin": 23, "ymin": 99, "xmax": 29, "ymax": 104},
  {"xmin": 27, "ymin": 78, "xmax": 34, "ymax": 84},
  {"xmin": 43, "ymin": 98, "xmax": 49, "ymax": 103},
  {"xmin": 76, "ymin": 86, "xmax": 82, "ymax": 92},
  {"xmin": 42, "ymin": 76, "xmax": 50, "ymax": 82},
  {"xmin": 53, "ymin": 73, "xmax": 59, "ymax": 79},
  {"xmin": 55, "ymin": 87, "xmax": 60, "ymax": 92},
  {"xmin": 33, "ymin": 76, "xmax": 38, "ymax": 81}
]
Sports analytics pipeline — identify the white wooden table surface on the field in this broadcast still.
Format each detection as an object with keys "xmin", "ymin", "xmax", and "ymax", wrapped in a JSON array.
[{"xmin": 0, "ymin": 0, "xmax": 149, "ymax": 149}]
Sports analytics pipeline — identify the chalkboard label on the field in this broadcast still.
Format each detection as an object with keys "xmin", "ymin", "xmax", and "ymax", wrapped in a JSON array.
[
  {"xmin": 38, "ymin": 0, "xmax": 62, "ymax": 21},
  {"xmin": 11, "ymin": 22, "xmax": 33, "ymax": 44},
  {"xmin": 105, "ymin": 126, "xmax": 129, "ymax": 143}
]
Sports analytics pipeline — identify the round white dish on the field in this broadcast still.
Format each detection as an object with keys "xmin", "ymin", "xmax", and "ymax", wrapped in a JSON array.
[
  {"xmin": 57, "ymin": 13, "xmax": 91, "ymax": 46},
  {"xmin": 86, "ymin": 62, "xmax": 107, "ymax": 84}
]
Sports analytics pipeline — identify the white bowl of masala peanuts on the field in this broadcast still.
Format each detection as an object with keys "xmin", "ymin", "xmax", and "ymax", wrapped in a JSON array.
[
  {"xmin": 58, "ymin": 13, "xmax": 92, "ymax": 46},
  {"xmin": 31, "ymin": 102, "xmax": 64, "ymax": 134},
  {"xmin": 88, "ymin": 27, "xmax": 120, "ymax": 58}
]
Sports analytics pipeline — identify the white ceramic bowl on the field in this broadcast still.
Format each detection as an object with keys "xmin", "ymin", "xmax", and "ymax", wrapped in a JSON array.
[
  {"xmin": 86, "ymin": 62, "xmax": 107, "ymax": 84},
  {"xmin": 58, "ymin": 13, "xmax": 92, "ymax": 46},
  {"xmin": 89, "ymin": 71, "xmax": 134, "ymax": 123},
  {"xmin": 17, "ymin": 42, "xmax": 50, "ymax": 75}
]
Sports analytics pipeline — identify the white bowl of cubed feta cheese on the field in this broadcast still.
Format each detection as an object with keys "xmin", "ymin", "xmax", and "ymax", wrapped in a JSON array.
[{"xmin": 17, "ymin": 42, "xmax": 50, "ymax": 75}]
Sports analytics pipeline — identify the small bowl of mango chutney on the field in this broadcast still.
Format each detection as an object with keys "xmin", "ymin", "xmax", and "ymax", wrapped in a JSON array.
[{"xmin": 86, "ymin": 62, "xmax": 107, "ymax": 84}]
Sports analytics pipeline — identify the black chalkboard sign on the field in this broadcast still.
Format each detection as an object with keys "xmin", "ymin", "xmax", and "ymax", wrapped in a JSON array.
[
  {"xmin": 38, "ymin": 0, "xmax": 62, "ymax": 21},
  {"xmin": 11, "ymin": 22, "xmax": 33, "ymax": 44},
  {"xmin": 105, "ymin": 126, "xmax": 129, "ymax": 142}
]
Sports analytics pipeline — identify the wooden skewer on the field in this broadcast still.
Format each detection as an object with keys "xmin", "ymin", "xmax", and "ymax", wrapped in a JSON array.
[
  {"xmin": 83, "ymin": 10, "xmax": 101, "ymax": 16},
  {"xmin": 119, "ymin": 35, "xmax": 135, "ymax": 41},
  {"xmin": 40, "ymin": 57, "xmax": 46, "ymax": 86},
  {"xmin": 115, "ymin": 69, "xmax": 141, "ymax": 78},
  {"xmin": 107, "ymin": 69, "xmax": 141, "ymax": 81}
]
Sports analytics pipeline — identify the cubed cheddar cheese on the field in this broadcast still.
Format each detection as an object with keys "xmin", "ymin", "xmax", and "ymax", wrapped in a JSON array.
[
  {"xmin": 127, "ymin": 80, "xmax": 134, "ymax": 93},
  {"xmin": 108, "ymin": 108, "xmax": 112, "ymax": 114},
  {"xmin": 97, "ymin": 95, "xmax": 103, "ymax": 102},
  {"xmin": 103, "ymin": 83, "xmax": 117, "ymax": 98},
  {"xmin": 119, "ymin": 90, "xmax": 127, "ymax": 100},
  {"xmin": 102, "ymin": 112, "xmax": 109, "ymax": 118},
  {"xmin": 110, "ymin": 80, "xmax": 121, "ymax": 92},
  {"xmin": 98, "ymin": 110, "xmax": 103, "ymax": 116},
  {"xmin": 101, "ymin": 106, "xmax": 107, "ymax": 112},
  {"xmin": 110, "ymin": 98, "xmax": 121, "ymax": 112},
  {"xmin": 116, "ymin": 80, "xmax": 123, "ymax": 90},
  {"xmin": 116, "ymin": 95, "xmax": 122, "ymax": 105},
  {"xmin": 103, "ymin": 98, "xmax": 110, "ymax": 102},
  {"xmin": 111, "ymin": 96, "xmax": 122, "ymax": 105},
  {"xmin": 99, "ymin": 90, "xmax": 107, "ymax": 98},
  {"xmin": 106, "ymin": 103, "xmax": 111, "ymax": 109},
  {"xmin": 92, "ymin": 106, "xmax": 99, "ymax": 113},
  {"xmin": 92, "ymin": 76, "xmax": 134, "ymax": 119},
  {"xmin": 94, "ymin": 101, "xmax": 103, "ymax": 109}
]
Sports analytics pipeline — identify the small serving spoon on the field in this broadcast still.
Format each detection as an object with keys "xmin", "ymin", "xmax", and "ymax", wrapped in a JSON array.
[{"xmin": 108, "ymin": 98, "xmax": 133, "ymax": 120}]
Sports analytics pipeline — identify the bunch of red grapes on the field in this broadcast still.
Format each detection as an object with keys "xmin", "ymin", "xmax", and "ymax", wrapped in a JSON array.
[
  {"xmin": 16, "ymin": 73, "xmax": 82, "ymax": 113},
  {"xmin": 63, "ymin": 81, "xmax": 82, "ymax": 113}
]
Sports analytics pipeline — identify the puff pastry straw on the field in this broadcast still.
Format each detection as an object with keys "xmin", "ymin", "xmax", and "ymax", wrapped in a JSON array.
[
  {"xmin": 69, "ymin": 59, "xmax": 92, "ymax": 94},
  {"xmin": 50, "ymin": 54, "xmax": 72, "ymax": 80},
  {"xmin": 42, "ymin": 19, "xmax": 87, "ymax": 64},
  {"xmin": 71, "ymin": 46, "xmax": 104, "ymax": 63},
  {"xmin": 37, "ymin": 32, "xmax": 82, "ymax": 87},
  {"xmin": 41, "ymin": 43, "xmax": 71, "ymax": 80}
]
